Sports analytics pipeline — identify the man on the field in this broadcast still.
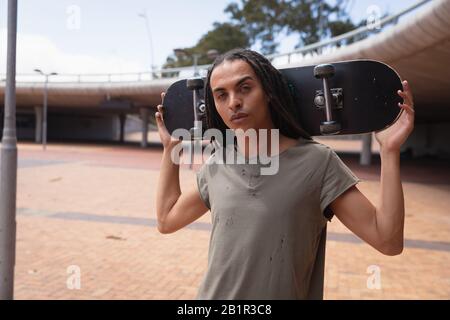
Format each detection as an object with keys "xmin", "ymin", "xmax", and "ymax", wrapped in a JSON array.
[{"xmin": 155, "ymin": 49, "xmax": 414, "ymax": 299}]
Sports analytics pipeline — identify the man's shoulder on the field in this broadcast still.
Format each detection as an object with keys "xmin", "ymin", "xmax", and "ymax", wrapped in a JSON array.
[{"xmin": 289, "ymin": 137, "xmax": 333, "ymax": 159}]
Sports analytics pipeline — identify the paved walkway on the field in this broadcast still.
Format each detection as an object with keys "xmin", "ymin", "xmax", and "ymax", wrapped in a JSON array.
[{"xmin": 4, "ymin": 138, "xmax": 449, "ymax": 299}]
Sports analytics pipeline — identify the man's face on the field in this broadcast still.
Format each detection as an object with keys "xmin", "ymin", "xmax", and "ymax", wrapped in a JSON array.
[{"xmin": 210, "ymin": 60, "xmax": 274, "ymax": 132}]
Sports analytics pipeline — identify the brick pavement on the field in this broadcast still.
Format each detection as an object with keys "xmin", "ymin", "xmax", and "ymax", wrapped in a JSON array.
[{"xmin": 4, "ymin": 139, "xmax": 450, "ymax": 299}]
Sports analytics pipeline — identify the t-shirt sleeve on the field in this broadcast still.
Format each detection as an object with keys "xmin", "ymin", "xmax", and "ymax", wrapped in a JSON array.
[
  {"xmin": 320, "ymin": 148, "xmax": 361, "ymax": 221},
  {"xmin": 196, "ymin": 163, "xmax": 211, "ymax": 210}
]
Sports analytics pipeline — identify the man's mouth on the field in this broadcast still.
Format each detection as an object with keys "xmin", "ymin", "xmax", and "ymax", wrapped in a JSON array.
[{"xmin": 230, "ymin": 112, "xmax": 249, "ymax": 122}]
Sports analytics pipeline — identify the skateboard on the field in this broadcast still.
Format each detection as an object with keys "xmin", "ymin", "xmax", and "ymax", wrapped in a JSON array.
[{"xmin": 162, "ymin": 60, "xmax": 403, "ymax": 138}]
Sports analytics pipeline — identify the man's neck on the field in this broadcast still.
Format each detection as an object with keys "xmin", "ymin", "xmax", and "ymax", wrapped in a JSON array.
[{"xmin": 235, "ymin": 129, "xmax": 293, "ymax": 159}]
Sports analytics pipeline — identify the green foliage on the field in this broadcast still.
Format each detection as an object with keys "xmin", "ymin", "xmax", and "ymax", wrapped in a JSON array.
[
  {"xmin": 225, "ymin": 0, "xmax": 360, "ymax": 54},
  {"xmin": 196, "ymin": 22, "xmax": 250, "ymax": 58},
  {"xmin": 162, "ymin": 22, "xmax": 250, "ymax": 71}
]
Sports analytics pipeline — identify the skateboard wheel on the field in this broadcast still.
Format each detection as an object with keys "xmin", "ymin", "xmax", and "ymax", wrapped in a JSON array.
[
  {"xmin": 187, "ymin": 78, "xmax": 204, "ymax": 90},
  {"xmin": 320, "ymin": 121, "xmax": 341, "ymax": 135},
  {"xmin": 314, "ymin": 95, "xmax": 325, "ymax": 107},
  {"xmin": 314, "ymin": 64, "xmax": 335, "ymax": 79},
  {"xmin": 198, "ymin": 102, "xmax": 206, "ymax": 113}
]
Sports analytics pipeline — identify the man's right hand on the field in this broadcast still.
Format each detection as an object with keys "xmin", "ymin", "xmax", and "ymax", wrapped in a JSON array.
[{"xmin": 155, "ymin": 92, "xmax": 182, "ymax": 149}]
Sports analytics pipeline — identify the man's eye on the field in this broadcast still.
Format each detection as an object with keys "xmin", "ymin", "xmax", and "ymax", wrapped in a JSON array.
[
  {"xmin": 241, "ymin": 86, "xmax": 250, "ymax": 92},
  {"xmin": 217, "ymin": 93, "xmax": 226, "ymax": 100}
]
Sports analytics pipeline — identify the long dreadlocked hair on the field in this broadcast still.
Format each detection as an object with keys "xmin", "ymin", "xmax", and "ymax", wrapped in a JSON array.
[{"xmin": 204, "ymin": 48, "xmax": 312, "ymax": 146}]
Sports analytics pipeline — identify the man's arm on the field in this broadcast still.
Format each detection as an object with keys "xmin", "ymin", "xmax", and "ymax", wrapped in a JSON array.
[
  {"xmin": 154, "ymin": 92, "xmax": 209, "ymax": 234},
  {"xmin": 330, "ymin": 80, "xmax": 414, "ymax": 256},
  {"xmin": 330, "ymin": 149, "xmax": 404, "ymax": 256}
]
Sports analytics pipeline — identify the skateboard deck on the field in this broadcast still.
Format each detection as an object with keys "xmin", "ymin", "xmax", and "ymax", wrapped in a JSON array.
[{"xmin": 162, "ymin": 60, "xmax": 403, "ymax": 138}]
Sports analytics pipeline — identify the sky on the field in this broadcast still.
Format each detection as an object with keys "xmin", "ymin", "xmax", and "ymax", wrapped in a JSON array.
[{"xmin": 0, "ymin": 0, "xmax": 423, "ymax": 75}]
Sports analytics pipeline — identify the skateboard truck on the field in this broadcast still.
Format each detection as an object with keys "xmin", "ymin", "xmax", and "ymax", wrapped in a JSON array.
[
  {"xmin": 186, "ymin": 78, "xmax": 206, "ymax": 140},
  {"xmin": 314, "ymin": 64, "xmax": 342, "ymax": 135},
  {"xmin": 314, "ymin": 88, "xmax": 343, "ymax": 110}
]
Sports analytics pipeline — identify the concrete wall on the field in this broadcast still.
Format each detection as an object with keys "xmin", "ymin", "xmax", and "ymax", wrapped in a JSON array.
[
  {"xmin": 401, "ymin": 122, "xmax": 450, "ymax": 159},
  {"xmin": 47, "ymin": 113, "xmax": 120, "ymax": 141},
  {"xmin": 0, "ymin": 109, "xmax": 120, "ymax": 142}
]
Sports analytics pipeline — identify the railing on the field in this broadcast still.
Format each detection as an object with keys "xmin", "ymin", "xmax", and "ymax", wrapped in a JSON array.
[
  {"xmin": 0, "ymin": 64, "xmax": 212, "ymax": 83},
  {"xmin": 266, "ymin": 0, "xmax": 431, "ymax": 65},
  {"xmin": 0, "ymin": 0, "xmax": 432, "ymax": 84}
]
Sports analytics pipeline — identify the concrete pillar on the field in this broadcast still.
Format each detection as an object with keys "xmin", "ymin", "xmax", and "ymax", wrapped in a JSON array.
[
  {"xmin": 360, "ymin": 133, "xmax": 372, "ymax": 166},
  {"xmin": 119, "ymin": 114, "xmax": 126, "ymax": 143},
  {"xmin": 34, "ymin": 106, "xmax": 42, "ymax": 143},
  {"xmin": 140, "ymin": 108, "xmax": 149, "ymax": 148}
]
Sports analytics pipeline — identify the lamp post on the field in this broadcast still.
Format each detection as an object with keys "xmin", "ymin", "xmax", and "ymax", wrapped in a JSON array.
[
  {"xmin": 138, "ymin": 11, "xmax": 156, "ymax": 79},
  {"xmin": 0, "ymin": 0, "xmax": 18, "ymax": 300},
  {"xmin": 34, "ymin": 69, "xmax": 57, "ymax": 151}
]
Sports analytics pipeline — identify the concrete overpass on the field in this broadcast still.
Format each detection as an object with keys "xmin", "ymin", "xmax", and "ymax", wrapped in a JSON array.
[{"xmin": 0, "ymin": 0, "xmax": 449, "ymax": 156}]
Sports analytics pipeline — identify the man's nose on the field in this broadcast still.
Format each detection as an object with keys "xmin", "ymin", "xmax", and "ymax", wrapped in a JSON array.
[{"xmin": 228, "ymin": 93, "xmax": 242, "ymax": 111}]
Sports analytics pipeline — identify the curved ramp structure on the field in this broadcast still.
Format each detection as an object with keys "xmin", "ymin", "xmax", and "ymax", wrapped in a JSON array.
[{"xmin": 13, "ymin": 79, "xmax": 173, "ymax": 111}]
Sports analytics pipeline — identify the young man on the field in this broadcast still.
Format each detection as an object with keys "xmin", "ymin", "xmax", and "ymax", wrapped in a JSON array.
[{"xmin": 155, "ymin": 49, "xmax": 414, "ymax": 299}]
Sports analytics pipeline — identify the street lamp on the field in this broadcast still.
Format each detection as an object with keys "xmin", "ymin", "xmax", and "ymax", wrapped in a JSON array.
[
  {"xmin": 138, "ymin": 10, "xmax": 156, "ymax": 79},
  {"xmin": 34, "ymin": 69, "xmax": 57, "ymax": 151}
]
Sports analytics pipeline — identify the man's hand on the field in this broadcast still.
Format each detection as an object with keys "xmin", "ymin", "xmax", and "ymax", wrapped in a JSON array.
[
  {"xmin": 155, "ymin": 92, "xmax": 182, "ymax": 150},
  {"xmin": 375, "ymin": 80, "xmax": 415, "ymax": 152}
]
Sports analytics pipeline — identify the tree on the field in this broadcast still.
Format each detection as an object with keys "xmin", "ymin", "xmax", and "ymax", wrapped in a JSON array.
[
  {"xmin": 162, "ymin": 22, "xmax": 250, "ymax": 71},
  {"xmin": 224, "ymin": 0, "xmax": 360, "ymax": 54}
]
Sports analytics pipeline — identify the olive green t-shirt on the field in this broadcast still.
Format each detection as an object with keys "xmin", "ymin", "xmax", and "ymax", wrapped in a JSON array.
[{"xmin": 195, "ymin": 136, "xmax": 361, "ymax": 300}]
